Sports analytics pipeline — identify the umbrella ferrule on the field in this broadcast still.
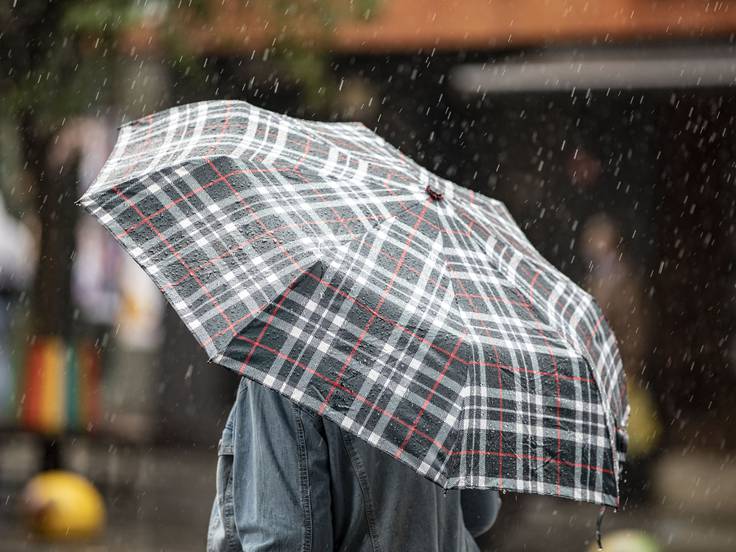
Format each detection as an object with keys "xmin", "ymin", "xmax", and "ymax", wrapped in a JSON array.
[{"xmin": 425, "ymin": 184, "xmax": 444, "ymax": 201}]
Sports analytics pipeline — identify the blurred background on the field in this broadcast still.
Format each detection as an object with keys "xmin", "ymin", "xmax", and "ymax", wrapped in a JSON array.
[{"xmin": 1, "ymin": 1, "xmax": 735, "ymax": 551}]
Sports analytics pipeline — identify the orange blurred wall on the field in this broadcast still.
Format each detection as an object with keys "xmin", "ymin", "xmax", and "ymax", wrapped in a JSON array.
[{"xmin": 135, "ymin": 0, "xmax": 736, "ymax": 54}]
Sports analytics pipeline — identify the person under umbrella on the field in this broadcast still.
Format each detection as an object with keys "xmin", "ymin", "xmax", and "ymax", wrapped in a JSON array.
[
  {"xmin": 206, "ymin": 373, "xmax": 501, "ymax": 551},
  {"xmin": 81, "ymin": 100, "xmax": 627, "ymax": 550}
]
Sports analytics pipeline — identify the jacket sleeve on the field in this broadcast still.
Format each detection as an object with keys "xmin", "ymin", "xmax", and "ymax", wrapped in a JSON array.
[
  {"xmin": 230, "ymin": 379, "xmax": 334, "ymax": 552},
  {"xmin": 461, "ymin": 490, "xmax": 502, "ymax": 538}
]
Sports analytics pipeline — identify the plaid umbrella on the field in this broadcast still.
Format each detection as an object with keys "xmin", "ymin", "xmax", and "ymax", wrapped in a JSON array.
[{"xmin": 80, "ymin": 100, "xmax": 628, "ymax": 506}]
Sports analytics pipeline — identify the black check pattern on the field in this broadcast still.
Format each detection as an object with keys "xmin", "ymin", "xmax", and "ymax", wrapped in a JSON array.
[{"xmin": 81, "ymin": 100, "xmax": 628, "ymax": 506}]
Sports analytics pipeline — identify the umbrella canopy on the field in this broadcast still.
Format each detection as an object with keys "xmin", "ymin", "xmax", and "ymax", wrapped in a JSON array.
[{"xmin": 80, "ymin": 100, "xmax": 627, "ymax": 506}]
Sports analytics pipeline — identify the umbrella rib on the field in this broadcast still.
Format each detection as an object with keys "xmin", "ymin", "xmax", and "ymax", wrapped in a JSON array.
[
  {"xmin": 449, "ymin": 198, "xmax": 591, "ymax": 364},
  {"xmin": 316, "ymin": 201, "xmax": 431, "ymax": 415}
]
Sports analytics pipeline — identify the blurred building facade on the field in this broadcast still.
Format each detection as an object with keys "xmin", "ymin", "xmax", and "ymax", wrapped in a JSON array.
[{"xmin": 2, "ymin": 0, "xmax": 734, "ymax": 456}]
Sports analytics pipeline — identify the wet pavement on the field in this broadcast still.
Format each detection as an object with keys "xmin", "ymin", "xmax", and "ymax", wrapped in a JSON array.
[
  {"xmin": 1, "ymin": 433, "xmax": 735, "ymax": 551},
  {"xmin": 0, "ymin": 435, "xmax": 215, "ymax": 552},
  {"xmin": 482, "ymin": 451, "xmax": 736, "ymax": 552}
]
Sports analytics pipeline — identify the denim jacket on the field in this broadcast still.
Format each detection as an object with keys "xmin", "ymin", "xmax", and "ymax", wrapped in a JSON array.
[{"xmin": 208, "ymin": 377, "xmax": 501, "ymax": 552}]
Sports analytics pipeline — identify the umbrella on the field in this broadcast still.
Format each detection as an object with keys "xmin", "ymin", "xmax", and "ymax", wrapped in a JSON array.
[{"xmin": 80, "ymin": 100, "xmax": 628, "ymax": 506}]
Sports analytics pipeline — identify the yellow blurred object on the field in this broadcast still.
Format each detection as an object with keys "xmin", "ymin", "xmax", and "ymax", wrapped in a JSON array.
[
  {"xmin": 22, "ymin": 471, "xmax": 105, "ymax": 540},
  {"xmin": 588, "ymin": 529, "xmax": 660, "ymax": 552},
  {"xmin": 626, "ymin": 381, "xmax": 662, "ymax": 459}
]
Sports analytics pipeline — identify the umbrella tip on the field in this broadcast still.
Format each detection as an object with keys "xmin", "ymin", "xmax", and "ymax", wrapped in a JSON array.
[{"xmin": 425, "ymin": 185, "xmax": 444, "ymax": 201}]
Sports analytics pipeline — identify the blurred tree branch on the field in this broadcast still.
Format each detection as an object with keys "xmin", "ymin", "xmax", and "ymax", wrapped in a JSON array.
[
  {"xmin": 1, "ymin": 0, "xmax": 379, "ymax": 183},
  {"xmin": 0, "ymin": 0, "xmax": 378, "ymax": 335}
]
